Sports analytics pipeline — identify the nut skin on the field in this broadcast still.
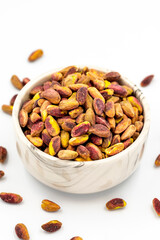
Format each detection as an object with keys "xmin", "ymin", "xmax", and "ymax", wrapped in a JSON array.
[
  {"xmin": 122, "ymin": 85, "xmax": 133, "ymax": 96},
  {"xmin": 41, "ymin": 199, "xmax": 60, "ymax": 212},
  {"xmin": 89, "ymin": 124, "xmax": 111, "ymax": 138},
  {"xmin": 42, "ymin": 81, "xmax": 52, "ymax": 91},
  {"xmin": 2, "ymin": 104, "xmax": 13, "ymax": 115},
  {"xmin": 0, "ymin": 170, "xmax": 5, "ymax": 178},
  {"xmin": 100, "ymin": 89, "xmax": 114, "ymax": 101},
  {"xmin": 102, "ymin": 132, "xmax": 112, "ymax": 148},
  {"xmin": 59, "ymin": 99, "xmax": 79, "ymax": 111},
  {"xmin": 53, "ymin": 85, "xmax": 72, "ymax": 97},
  {"xmin": 88, "ymin": 87, "xmax": 105, "ymax": 103},
  {"xmin": 66, "ymin": 145, "xmax": 75, "ymax": 151},
  {"xmin": 105, "ymin": 143, "xmax": 124, "ymax": 156},
  {"xmin": 132, "ymin": 107, "xmax": 139, "ymax": 124},
  {"xmin": 58, "ymin": 150, "xmax": 78, "ymax": 160},
  {"xmin": 57, "ymin": 116, "xmax": 74, "ymax": 125},
  {"xmin": 69, "ymin": 107, "xmax": 84, "ymax": 119},
  {"xmin": 15, "ymin": 223, "xmax": 30, "ymax": 240},
  {"xmin": 52, "ymin": 72, "xmax": 63, "ymax": 81},
  {"xmin": 22, "ymin": 78, "xmax": 30, "ymax": 86},
  {"xmin": 86, "ymin": 143, "xmax": 102, "ymax": 160},
  {"xmin": 70, "ymin": 237, "xmax": 83, "ymax": 240},
  {"xmin": 155, "ymin": 154, "xmax": 160, "ymax": 167},
  {"xmin": 41, "ymin": 220, "xmax": 62, "ymax": 233},
  {"xmin": 42, "ymin": 129, "xmax": 52, "ymax": 146},
  {"xmin": 108, "ymin": 84, "xmax": 127, "ymax": 97},
  {"xmin": 138, "ymin": 115, "xmax": 144, "ymax": 122},
  {"xmin": 69, "ymin": 92, "xmax": 77, "ymax": 100},
  {"xmin": 40, "ymin": 100, "xmax": 51, "ymax": 114},
  {"xmin": 108, "ymin": 96, "xmax": 120, "ymax": 103},
  {"xmin": 106, "ymin": 198, "xmax": 127, "ymax": 210},
  {"xmin": 78, "ymin": 74, "xmax": 90, "ymax": 84},
  {"xmin": 105, "ymin": 101, "xmax": 115, "ymax": 118},
  {"xmin": 60, "ymin": 66, "xmax": 78, "ymax": 77},
  {"xmin": 76, "ymin": 113, "xmax": 85, "ymax": 124},
  {"xmin": 28, "ymin": 49, "xmax": 43, "ymax": 62},
  {"xmin": 22, "ymin": 99, "xmax": 34, "ymax": 113},
  {"xmin": 19, "ymin": 109, "xmax": 28, "ymax": 128},
  {"xmin": 49, "ymin": 136, "xmax": 61, "ymax": 156},
  {"xmin": 95, "ymin": 116, "xmax": 110, "ymax": 129},
  {"xmin": 26, "ymin": 135, "xmax": 43, "ymax": 147},
  {"xmin": 76, "ymin": 87, "xmax": 88, "ymax": 105},
  {"xmin": 61, "ymin": 119, "xmax": 76, "ymax": 132},
  {"xmin": 24, "ymin": 130, "xmax": 31, "ymax": 136},
  {"xmin": 41, "ymin": 88, "xmax": 61, "ymax": 104},
  {"xmin": 10, "ymin": 94, "xmax": 18, "ymax": 106},
  {"xmin": 89, "ymin": 68, "xmax": 105, "ymax": 77},
  {"xmin": 87, "ymin": 71, "xmax": 105, "ymax": 90},
  {"xmin": 134, "ymin": 121, "xmax": 143, "ymax": 132},
  {"xmin": 69, "ymin": 83, "xmax": 88, "ymax": 91},
  {"xmin": 90, "ymin": 135, "xmax": 102, "ymax": 145},
  {"xmin": 11, "ymin": 75, "xmax": 23, "ymax": 90},
  {"xmin": 104, "ymin": 72, "xmax": 121, "ymax": 81},
  {"xmin": 31, "ymin": 121, "xmax": 44, "ymax": 137},
  {"xmin": 44, "ymin": 147, "xmax": 49, "ymax": 154},
  {"xmin": 0, "ymin": 192, "xmax": 23, "ymax": 203},
  {"xmin": 90, "ymin": 77, "xmax": 105, "ymax": 91},
  {"xmin": 121, "ymin": 125, "xmax": 136, "ymax": 141},
  {"xmin": 132, "ymin": 131, "xmax": 139, "ymax": 140},
  {"xmin": 0, "ymin": 146, "xmax": 7, "ymax": 163},
  {"xmin": 26, "ymin": 119, "xmax": 33, "ymax": 130},
  {"xmin": 84, "ymin": 93, "xmax": 93, "ymax": 109},
  {"xmin": 114, "ymin": 118, "xmax": 131, "ymax": 134},
  {"xmin": 85, "ymin": 108, "xmax": 95, "ymax": 125},
  {"xmin": 107, "ymin": 117, "xmax": 116, "ymax": 129},
  {"xmin": 153, "ymin": 198, "xmax": 160, "ymax": 216},
  {"xmin": 69, "ymin": 135, "xmax": 89, "ymax": 146},
  {"xmin": 121, "ymin": 100, "xmax": 135, "ymax": 118},
  {"xmin": 76, "ymin": 145, "xmax": 90, "ymax": 159},
  {"xmin": 123, "ymin": 138, "xmax": 133, "ymax": 149},
  {"xmin": 141, "ymin": 74, "xmax": 154, "ymax": 87},
  {"xmin": 61, "ymin": 130, "xmax": 70, "ymax": 148},
  {"xmin": 115, "ymin": 103, "xmax": 123, "ymax": 118},
  {"xmin": 93, "ymin": 98, "xmax": 105, "ymax": 116},
  {"xmin": 30, "ymin": 112, "xmax": 41, "ymax": 123},
  {"xmin": 115, "ymin": 116, "xmax": 123, "ymax": 124},
  {"xmin": 47, "ymin": 105, "xmax": 66, "ymax": 117},
  {"xmin": 111, "ymin": 135, "xmax": 120, "ymax": 146},
  {"xmin": 45, "ymin": 115, "xmax": 60, "ymax": 137},
  {"xmin": 62, "ymin": 73, "xmax": 81, "ymax": 86},
  {"xmin": 44, "ymin": 80, "xmax": 56, "ymax": 90},
  {"xmin": 127, "ymin": 96, "xmax": 143, "ymax": 114},
  {"xmin": 35, "ymin": 98, "xmax": 45, "ymax": 107},
  {"xmin": 30, "ymin": 85, "xmax": 44, "ymax": 95},
  {"xmin": 71, "ymin": 121, "xmax": 90, "ymax": 137}
]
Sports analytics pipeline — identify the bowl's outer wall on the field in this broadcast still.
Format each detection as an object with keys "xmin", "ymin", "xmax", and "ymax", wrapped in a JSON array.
[{"xmin": 13, "ymin": 67, "xmax": 150, "ymax": 194}]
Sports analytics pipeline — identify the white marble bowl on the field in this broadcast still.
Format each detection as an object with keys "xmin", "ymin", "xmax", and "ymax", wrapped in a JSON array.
[{"xmin": 12, "ymin": 67, "xmax": 150, "ymax": 194}]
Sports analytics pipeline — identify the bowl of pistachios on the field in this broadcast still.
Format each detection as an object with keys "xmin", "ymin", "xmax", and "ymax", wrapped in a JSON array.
[{"xmin": 12, "ymin": 66, "xmax": 150, "ymax": 193}]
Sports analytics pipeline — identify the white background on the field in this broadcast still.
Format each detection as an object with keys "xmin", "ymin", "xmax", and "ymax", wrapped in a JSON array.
[{"xmin": 0, "ymin": 0, "xmax": 159, "ymax": 239}]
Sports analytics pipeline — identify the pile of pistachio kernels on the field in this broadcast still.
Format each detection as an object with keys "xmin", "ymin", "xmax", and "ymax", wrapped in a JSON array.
[{"xmin": 19, "ymin": 66, "xmax": 144, "ymax": 161}]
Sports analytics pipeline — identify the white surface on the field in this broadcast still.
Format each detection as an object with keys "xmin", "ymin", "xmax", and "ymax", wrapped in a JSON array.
[{"xmin": 0, "ymin": 0, "xmax": 159, "ymax": 239}]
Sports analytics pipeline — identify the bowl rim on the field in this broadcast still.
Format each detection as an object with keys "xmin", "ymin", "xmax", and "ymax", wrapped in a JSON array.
[{"xmin": 12, "ymin": 65, "xmax": 150, "ymax": 167}]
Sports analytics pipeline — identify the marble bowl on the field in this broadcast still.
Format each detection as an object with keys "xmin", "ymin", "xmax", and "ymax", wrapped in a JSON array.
[{"xmin": 12, "ymin": 66, "xmax": 150, "ymax": 194}]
